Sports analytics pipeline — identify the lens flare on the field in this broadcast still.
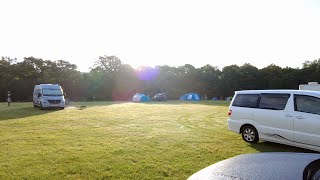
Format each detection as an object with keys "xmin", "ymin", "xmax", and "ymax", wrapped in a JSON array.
[{"xmin": 136, "ymin": 66, "xmax": 159, "ymax": 81}]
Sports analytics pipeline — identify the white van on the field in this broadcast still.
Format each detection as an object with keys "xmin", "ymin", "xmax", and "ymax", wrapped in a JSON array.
[
  {"xmin": 33, "ymin": 84, "xmax": 65, "ymax": 110},
  {"xmin": 228, "ymin": 90, "xmax": 320, "ymax": 152}
]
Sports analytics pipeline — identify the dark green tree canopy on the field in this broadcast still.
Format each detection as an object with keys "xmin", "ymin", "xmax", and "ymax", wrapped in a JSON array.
[{"xmin": 1, "ymin": 56, "xmax": 319, "ymax": 101}]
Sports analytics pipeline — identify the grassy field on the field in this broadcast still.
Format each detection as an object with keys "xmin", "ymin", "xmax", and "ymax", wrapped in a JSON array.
[{"xmin": 0, "ymin": 101, "xmax": 314, "ymax": 179}]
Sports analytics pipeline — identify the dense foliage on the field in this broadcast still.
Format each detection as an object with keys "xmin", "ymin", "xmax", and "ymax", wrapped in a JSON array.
[{"xmin": 1, "ymin": 56, "xmax": 319, "ymax": 101}]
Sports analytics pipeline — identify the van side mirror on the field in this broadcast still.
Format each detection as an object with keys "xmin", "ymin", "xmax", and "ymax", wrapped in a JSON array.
[
  {"xmin": 38, "ymin": 93, "xmax": 42, "ymax": 98},
  {"xmin": 64, "ymin": 93, "xmax": 66, "ymax": 97}
]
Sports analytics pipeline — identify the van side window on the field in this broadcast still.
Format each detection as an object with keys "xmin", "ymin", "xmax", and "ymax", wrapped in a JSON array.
[
  {"xmin": 294, "ymin": 95, "xmax": 320, "ymax": 115},
  {"xmin": 232, "ymin": 94, "xmax": 259, "ymax": 108},
  {"xmin": 259, "ymin": 94, "xmax": 290, "ymax": 110}
]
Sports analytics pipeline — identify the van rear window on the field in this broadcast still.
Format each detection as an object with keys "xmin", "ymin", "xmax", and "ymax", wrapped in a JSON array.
[
  {"xmin": 259, "ymin": 94, "xmax": 290, "ymax": 110},
  {"xmin": 232, "ymin": 94, "xmax": 259, "ymax": 108},
  {"xmin": 295, "ymin": 95, "xmax": 320, "ymax": 115}
]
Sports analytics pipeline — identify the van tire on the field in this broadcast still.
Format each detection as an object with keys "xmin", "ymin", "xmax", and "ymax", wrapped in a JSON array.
[
  {"xmin": 241, "ymin": 125, "xmax": 259, "ymax": 143},
  {"xmin": 40, "ymin": 102, "xmax": 44, "ymax": 110}
]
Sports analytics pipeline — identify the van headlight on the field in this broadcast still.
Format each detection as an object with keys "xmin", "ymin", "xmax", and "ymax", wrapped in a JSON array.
[{"xmin": 43, "ymin": 97, "xmax": 48, "ymax": 100}]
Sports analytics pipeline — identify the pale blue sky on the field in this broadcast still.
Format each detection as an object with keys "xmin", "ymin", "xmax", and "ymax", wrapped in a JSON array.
[{"xmin": 1, "ymin": 0, "xmax": 320, "ymax": 72}]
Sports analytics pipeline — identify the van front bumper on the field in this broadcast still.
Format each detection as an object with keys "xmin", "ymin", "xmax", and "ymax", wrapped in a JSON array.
[{"xmin": 41, "ymin": 100, "xmax": 65, "ymax": 108}]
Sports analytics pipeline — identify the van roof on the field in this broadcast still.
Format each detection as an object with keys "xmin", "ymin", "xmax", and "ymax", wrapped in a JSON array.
[
  {"xmin": 235, "ymin": 89, "xmax": 320, "ymax": 96},
  {"xmin": 35, "ymin": 84, "xmax": 61, "ymax": 89}
]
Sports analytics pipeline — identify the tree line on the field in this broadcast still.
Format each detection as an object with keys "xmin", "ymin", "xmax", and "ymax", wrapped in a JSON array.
[{"xmin": 1, "ymin": 56, "xmax": 320, "ymax": 102}]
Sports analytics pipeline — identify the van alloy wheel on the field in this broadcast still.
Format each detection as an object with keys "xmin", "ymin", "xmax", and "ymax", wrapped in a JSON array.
[
  {"xmin": 244, "ymin": 129, "xmax": 255, "ymax": 141},
  {"xmin": 241, "ymin": 126, "xmax": 259, "ymax": 143}
]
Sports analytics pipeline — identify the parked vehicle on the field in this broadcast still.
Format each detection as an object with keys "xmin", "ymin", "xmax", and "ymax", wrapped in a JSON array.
[
  {"xmin": 33, "ymin": 84, "xmax": 65, "ymax": 110},
  {"xmin": 228, "ymin": 90, "xmax": 320, "ymax": 152},
  {"xmin": 153, "ymin": 93, "xmax": 167, "ymax": 101},
  {"xmin": 188, "ymin": 153, "xmax": 320, "ymax": 180},
  {"xmin": 299, "ymin": 82, "xmax": 320, "ymax": 91}
]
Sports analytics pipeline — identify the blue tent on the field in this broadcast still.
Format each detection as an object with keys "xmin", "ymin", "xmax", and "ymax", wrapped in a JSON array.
[
  {"xmin": 180, "ymin": 93, "xmax": 200, "ymax": 101},
  {"xmin": 132, "ymin": 93, "xmax": 151, "ymax": 102}
]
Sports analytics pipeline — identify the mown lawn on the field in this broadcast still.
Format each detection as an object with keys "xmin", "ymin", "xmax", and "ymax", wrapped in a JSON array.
[{"xmin": 0, "ymin": 101, "xmax": 313, "ymax": 179}]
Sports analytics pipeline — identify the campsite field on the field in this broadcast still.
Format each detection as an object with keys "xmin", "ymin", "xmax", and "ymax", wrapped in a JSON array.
[{"xmin": 0, "ymin": 101, "xmax": 313, "ymax": 179}]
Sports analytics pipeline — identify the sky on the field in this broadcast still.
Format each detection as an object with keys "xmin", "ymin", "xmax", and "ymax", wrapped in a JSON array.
[{"xmin": 1, "ymin": 0, "xmax": 320, "ymax": 72}]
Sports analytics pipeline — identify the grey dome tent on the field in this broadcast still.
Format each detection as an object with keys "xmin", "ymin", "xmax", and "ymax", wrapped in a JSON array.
[{"xmin": 132, "ymin": 93, "xmax": 151, "ymax": 102}]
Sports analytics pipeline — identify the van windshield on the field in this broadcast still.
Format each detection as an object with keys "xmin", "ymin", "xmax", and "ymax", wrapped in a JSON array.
[{"xmin": 42, "ymin": 89, "xmax": 63, "ymax": 96}]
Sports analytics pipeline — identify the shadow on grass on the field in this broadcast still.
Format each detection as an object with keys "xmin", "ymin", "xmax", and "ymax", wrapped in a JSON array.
[
  {"xmin": 71, "ymin": 100, "xmax": 230, "ymax": 107},
  {"xmin": 0, "ymin": 100, "xmax": 230, "ymax": 121},
  {"xmin": 0, "ymin": 105, "xmax": 56, "ymax": 121},
  {"xmin": 135, "ymin": 100, "xmax": 231, "ymax": 107},
  {"xmin": 249, "ymin": 141, "xmax": 318, "ymax": 153},
  {"xmin": 71, "ymin": 101, "xmax": 128, "ymax": 108}
]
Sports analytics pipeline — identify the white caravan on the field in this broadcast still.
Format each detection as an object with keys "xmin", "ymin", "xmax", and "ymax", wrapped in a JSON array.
[
  {"xmin": 299, "ymin": 82, "xmax": 320, "ymax": 91},
  {"xmin": 33, "ymin": 84, "xmax": 65, "ymax": 110},
  {"xmin": 228, "ymin": 90, "xmax": 320, "ymax": 152}
]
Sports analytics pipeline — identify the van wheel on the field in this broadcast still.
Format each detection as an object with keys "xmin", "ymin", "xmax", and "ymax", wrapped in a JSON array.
[
  {"xmin": 33, "ymin": 103, "xmax": 37, "ymax": 108},
  {"xmin": 241, "ymin": 125, "xmax": 259, "ymax": 143},
  {"xmin": 40, "ymin": 102, "xmax": 44, "ymax": 110}
]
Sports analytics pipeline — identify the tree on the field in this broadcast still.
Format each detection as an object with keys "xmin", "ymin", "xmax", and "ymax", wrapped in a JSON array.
[
  {"xmin": 88, "ymin": 55, "xmax": 139, "ymax": 100},
  {"xmin": 259, "ymin": 64, "xmax": 284, "ymax": 89},
  {"xmin": 302, "ymin": 59, "xmax": 320, "ymax": 83},
  {"xmin": 239, "ymin": 63, "xmax": 259, "ymax": 90},
  {"xmin": 1, "ymin": 54, "xmax": 320, "ymax": 102},
  {"xmin": 0, "ymin": 57, "xmax": 17, "ymax": 101},
  {"xmin": 92, "ymin": 55, "xmax": 123, "ymax": 74},
  {"xmin": 221, "ymin": 65, "xmax": 243, "ymax": 97},
  {"xmin": 198, "ymin": 64, "xmax": 221, "ymax": 98}
]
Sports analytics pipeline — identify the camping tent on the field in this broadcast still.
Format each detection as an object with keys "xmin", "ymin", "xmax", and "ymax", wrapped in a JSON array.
[
  {"xmin": 180, "ymin": 93, "xmax": 200, "ymax": 101},
  {"xmin": 132, "ymin": 93, "xmax": 151, "ymax": 102}
]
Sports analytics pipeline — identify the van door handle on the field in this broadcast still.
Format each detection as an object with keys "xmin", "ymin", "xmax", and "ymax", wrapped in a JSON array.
[
  {"xmin": 296, "ymin": 116, "xmax": 304, "ymax": 119},
  {"xmin": 285, "ymin": 114, "xmax": 293, "ymax": 118}
]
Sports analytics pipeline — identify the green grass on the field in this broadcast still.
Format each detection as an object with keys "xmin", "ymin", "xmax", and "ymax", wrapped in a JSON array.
[{"xmin": 0, "ymin": 101, "xmax": 314, "ymax": 179}]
